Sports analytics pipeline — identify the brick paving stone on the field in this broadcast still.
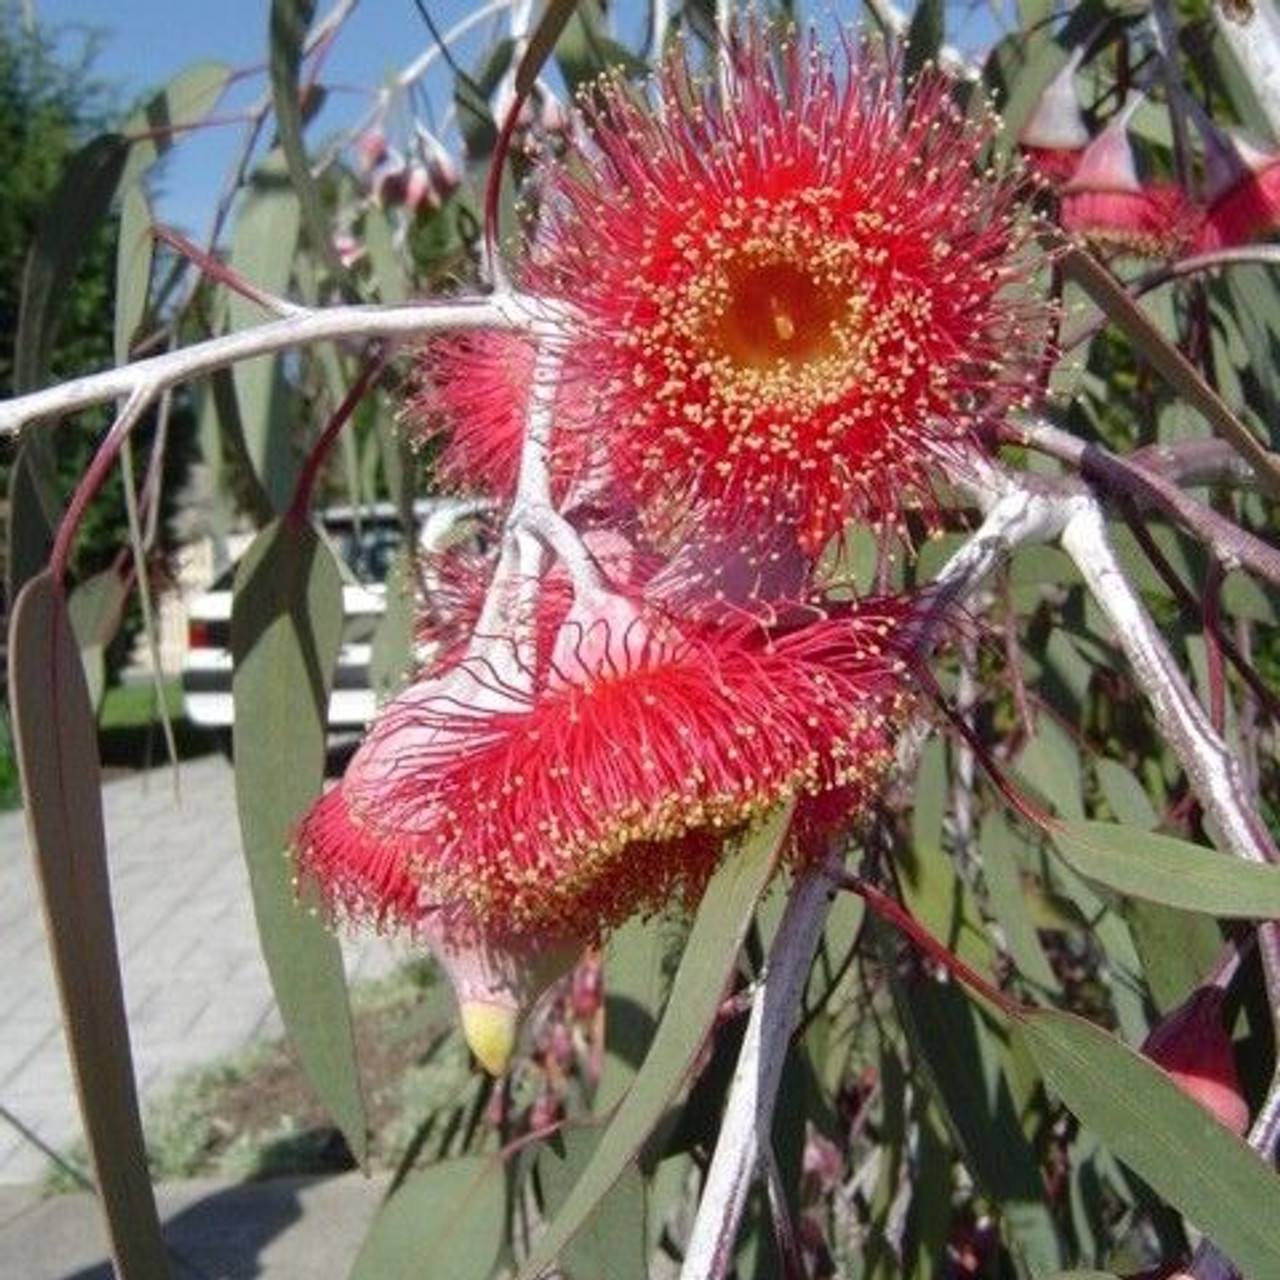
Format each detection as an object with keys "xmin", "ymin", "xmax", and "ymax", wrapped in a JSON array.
[{"xmin": 0, "ymin": 756, "xmax": 402, "ymax": 1185}]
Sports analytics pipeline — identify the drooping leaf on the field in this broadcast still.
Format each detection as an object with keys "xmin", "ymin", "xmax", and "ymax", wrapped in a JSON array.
[
  {"xmin": 114, "ymin": 185, "xmax": 154, "ymax": 365},
  {"xmin": 1015, "ymin": 716, "xmax": 1084, "ymax": 819},
  {"xmin": 904, "ymin": 0, "xmax": 944, "ymax": 86},
  {"xmin": 556, "ymin": 0, "xmax": 648, "ymax": 95},
  {"xmin": 1050, "ymin": 820, "xmax": 1280, "ymax": 918},
  {"xmin": 518, "ymin": 804, "xmax": 791, "ymax": 1279},
  {"xmin": 231, "ymin": 518, "xmax": 367, "ymax": 1163},
  {"xmin": 1022, "ymin": 1009, "xmax": 1280, "ymax": 1279},
  {"xmin": 538, "ymin": 1130, "xmax": 648, "ymax": 1280},
  {"xmin": 891, "ymin": 958, "xmax": 1064, "ymax": 1275},
  {"xmin": 350, "ymin": 1155, "xmax": 506, "ymax": 1280},
  {"xmin": 67, "ymin": 565, "xmax": 129, "ymax": 711},
  {"xmin": 1125, "ymin": 900, "xmax": 1221, "ymax": 1014},
  {"xmin": 269, "ymin": 0, "xmax": 354, "ymax": 290},
  {"xmin": 980, "ymin": 813, "xmax": 1062, "ymax": 994},
  {"xmin": 597, "ymin": 912, "xmax": 677, "ymax": 1115},
  {"xmin": 518, "ymin": 0, "xmax": 580, "ymax": 96},
  {"xmin": 5, "ymin": 429, "xmax": 61, "ymax": 600},
  {"xmin": 1094, "ymin": 759, "xmax": 1158, "ymax": 830},
  {"xmin": 14, "ymin": 132, "xmax": 129, "ymax": 392},
  {"xmin": 228, "ymin": 152, "xmax": 302, "ymax": 510},
  {"xmin": 900, "ymin": 738, "xmax": 996, "ymax": 976},
  {"xmin": 9, "ymin": 574, "xmax": 170, "ymax": 1278},
  {"xmin": 121, "ymin": 62, "xmax": 230, "ymax": 187}
]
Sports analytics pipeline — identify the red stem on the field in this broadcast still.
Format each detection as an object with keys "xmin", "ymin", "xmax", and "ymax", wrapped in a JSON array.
[
  {"xmin": 286, "ymin": 347, "xmax": 387, "ymax": 526},
  {"xmin": 49, "ymin": 397, "xmax": 148, "ymax": 584},
  {"xmin": 829, "ymin": 869, "xmax": 1029, "ymax": 1022},
  {"xmin": 482, "ymin": 86, "xmax": 528, "ymax": 281},
  {"xmin": 152, "ymin": 225, "xmax": 291, "ymax": 313}
]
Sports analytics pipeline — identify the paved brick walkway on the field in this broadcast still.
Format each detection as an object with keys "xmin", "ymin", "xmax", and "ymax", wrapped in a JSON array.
[{"xmin": 0, "ymin": 757, "xmax": 401, "ymax": 1184}]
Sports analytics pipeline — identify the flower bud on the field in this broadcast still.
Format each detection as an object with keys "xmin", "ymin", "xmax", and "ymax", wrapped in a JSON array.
[
  {"xmin": 1142, "ymin": 986, "xmax": 1249, "ymax": 1135},
  {"xmin": 1019, "ymin": 50, "xmax": 1089, "ymax": 184}
]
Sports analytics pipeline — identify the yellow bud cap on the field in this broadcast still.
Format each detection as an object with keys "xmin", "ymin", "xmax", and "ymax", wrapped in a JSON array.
[{"xmin": 460, "ymin": 999, "xmax": 519, "ymax": 1075}]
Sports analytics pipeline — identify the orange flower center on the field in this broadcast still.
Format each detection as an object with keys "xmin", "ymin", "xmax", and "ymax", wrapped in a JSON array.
[{"xmin": 713, "ymin": 260, "xmax": 844, "ymax": 370}]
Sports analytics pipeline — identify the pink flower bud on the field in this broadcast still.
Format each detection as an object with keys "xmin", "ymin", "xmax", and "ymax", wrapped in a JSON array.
[
  {"xmin": 404, "ymin": 163, "xmax": 439, "ymax": 215},
  {"xmin": 1195, "ymin": 129, "xmax": 1280, "ymax": 252},
  {"xmin": 1018, "ymin": 50, "xmax": 1089, "ymax": 184},
  {"xmin": 1142, "ymin": 986, "xmax": 1249, "ymax": 1135},
  {"xmin": 356, "ymin": 128, "xmax": 388, "ymax": 173},
  {"xmin": 571, "ymin": 954, "xmax": 604, "ymax": 1020},
  {"xmin": 1061, "ymin": 99, "xmax": 1197, "ymax": 256}
]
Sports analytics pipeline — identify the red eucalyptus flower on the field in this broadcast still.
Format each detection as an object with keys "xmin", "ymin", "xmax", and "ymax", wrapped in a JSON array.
[
  {"xmin": 295, "ymin": 587, "xmax": 919, "ymax": 945},
  {"xmin": 1060, "ymin": 101, "xmax": 1197, "ymax": 258},
  {"xmin": 404, "ymin": 331, "xmax": 598, "ymax": 501},
  {"xmin": 525, "ymin": 31, "xmax": 1046, "ymax": 552},
  {"xmin": 1195, "ymin": 131, "xmax": 1280, "ymax": 252}
]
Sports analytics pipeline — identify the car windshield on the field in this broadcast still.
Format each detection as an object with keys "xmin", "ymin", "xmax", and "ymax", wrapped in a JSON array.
[{"xmin": 326, "ymin": 523, "xmax": 403, "ymax": 583}]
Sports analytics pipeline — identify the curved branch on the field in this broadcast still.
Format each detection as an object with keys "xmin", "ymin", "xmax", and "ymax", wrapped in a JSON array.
[
  {"xmin": 679, "ymin": 865, "xmax": 834, "ymax": 1280},
  {"xmin": 1012, "ymin": 417, "xmax": 1280, "ymax": 590},
  {"xmin": 1059, "ymin": 498, "xmax": 1279, "ymax": 867},
  {"xmin": 0, "ymin": 294, "xmax": 566, "ymax": 435}
]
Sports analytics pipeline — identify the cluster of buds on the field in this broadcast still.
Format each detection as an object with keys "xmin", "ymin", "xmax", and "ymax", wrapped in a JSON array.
[
  {"xmin": 483, "ymin": 951, "xmax": 605, "ymax": 1134},
  {"xmin": 355, "ymin": 126, "xmax": 462, "ymax": 219},
  {"xmin": 1019, "ymin": 57, "xmax": 1280, "ymax": 257},
  {"xmin": 295, "ymin": 28, "xmax": 1052, "ymax": 1072}
]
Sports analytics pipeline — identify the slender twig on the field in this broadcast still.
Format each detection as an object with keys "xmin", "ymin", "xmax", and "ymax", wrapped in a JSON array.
[
  {"xmin": 0, "ymin": 295, "xmax": 564, "ymax": 436},
  {"xmin": 680, "ymin": 865, "xmax": 834, "ymax": 1280},
  {"xmin": 1060, "ymin": 245, "xmax": 1280, "ymax": 352},
  {"xmin": 1059, "ymin": 499, "xmax": 1280, "ymax": 868},
  {"xmin": 1010, "ymin": 417, "xmax": 1280, "ymax": 590}
]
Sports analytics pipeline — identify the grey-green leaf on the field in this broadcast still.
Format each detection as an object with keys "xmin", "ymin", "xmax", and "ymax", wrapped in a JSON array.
[
  {"xmin": 115, "ymin": 184, "xmax": 154, "ymax": 365},
  {"xmin": 270, "ymin": 0, "xmax": 353, "ymax": 290},
  {"xmin": 518, "ymin": 803, "xmax": 791, "ymax": 1279},
  {"xmin": 538, "ymin": 1130, "xmax": 648, "ymax": 1280},
  {"xmin": 350, "ymin": 1155, "xmax": 506, "ymax": 1280},
  {"xmin": 9, "ymin": 573, "xmax": 170, "ymax": 1278},
  {"xmin": 231, "ymin": 518, "xmax": 367, "ymax": 1164},
  {"xmin": 67, "ymin": 566, "xmax": 129, "ymax": 711},
  {"xmin": 228, "ymin": 153, "xmax": 302, "ymax": 510},
  {"xmin": 1050, "ymin": 820, "xmax": 1280, "ymax": 918},
  {"xmin": 122, "ymin": 62, "xmax": 230, "ymax": 187},
  {"xmin": 1022, "ymin": 1009, "xmax": 1280, "ymax": 1279},
  {"xmin": 15, "ymin": 132, "xmax": 129, "ymax": 392}
]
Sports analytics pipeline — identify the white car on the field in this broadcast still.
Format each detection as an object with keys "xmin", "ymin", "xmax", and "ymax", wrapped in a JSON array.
[{"xmin": 181, "ymin": 500, "xmax": 489, "ymax": 740}]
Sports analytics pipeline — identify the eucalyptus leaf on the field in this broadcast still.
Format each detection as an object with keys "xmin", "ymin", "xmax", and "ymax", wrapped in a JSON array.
[
  {"xmin": 228, "ymin": 152, "xmax": 302, "ymax": 510},
  {"xmin": 270, "ymin": 0, "xmax": 353, "ymax": 290},
  {"xmin": 122, "ymin": 62, "xmax": 230, "ymax": 186},
  {"xmin": 15, "ymin": 132, "xmax": 128, "ymax": 392},
  {"xmin": 518, "ymin": 804, "xmax": 790, "ymax": 1279},
  {"xmin": 1022, "ymin": 1009, "xmax": 1280, "ymax": 1279},
  {"xmin": 231, "ymin": 518, "xmax": 367, "ymax": 1164},
  {"xmin": 350, "ymin": 1155, "xmax": 506, "ymax": 1280},
  {"xmin": 9, "ymin": 574, "xmax": 170, "ymax": 1279},
  {"xmin": 114, "ymin": 185, "xmax": 153, "ymax": 365},
  {"xmin": 1050, "ymin": 820, "xmax": 1280, "ymax": 918},
  {"xmin": 538, "ymin": 1130, "xmax": 648, "ymax": 1280}
]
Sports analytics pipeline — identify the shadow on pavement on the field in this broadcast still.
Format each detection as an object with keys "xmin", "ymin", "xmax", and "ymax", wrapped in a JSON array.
[{"xmin": 60, "ymin": 1179, "xmax": 305, "ymax": 1280}]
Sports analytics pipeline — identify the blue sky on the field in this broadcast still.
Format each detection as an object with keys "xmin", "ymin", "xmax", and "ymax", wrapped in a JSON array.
[
  {"xmin": 35, "ymin": 0, "xmax": 500, "ymax": 232},
  {"xmin": 34, "ymin": 2, "xmax": 1007, "ymax": 234}
]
